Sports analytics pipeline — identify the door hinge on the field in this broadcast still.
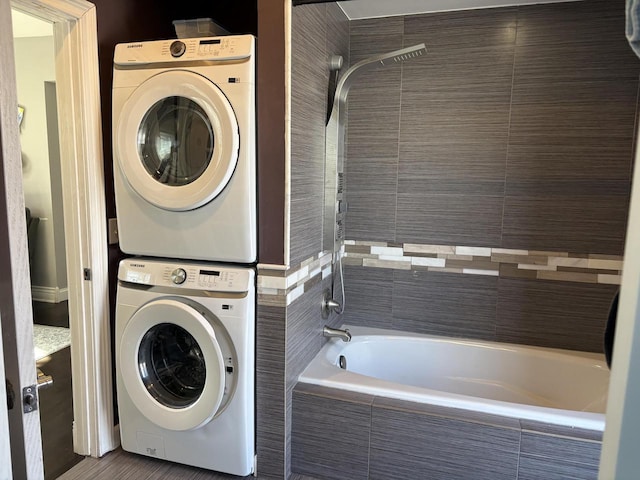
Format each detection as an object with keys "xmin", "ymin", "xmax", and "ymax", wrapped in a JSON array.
[{"xmin": 84, "ymin": 268, "xmax": 92, "ymax": 280}]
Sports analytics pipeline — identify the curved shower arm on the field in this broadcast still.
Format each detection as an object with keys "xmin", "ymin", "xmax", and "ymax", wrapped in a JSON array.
[{"xmin": 327, "ymin": 43, "xmax": 427, "ymax": 125}]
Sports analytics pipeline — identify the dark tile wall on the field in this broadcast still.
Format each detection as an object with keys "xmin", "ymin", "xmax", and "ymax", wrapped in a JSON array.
[
  {"xmin": 260, "ymin": 5, "xmax": 350, "ymax": 478},
  {"xmin": 292, "ymin": 384, "xmax": 602, "ymax": 480},
  {"xmin": 343, "ymin": 264, "xmax": 619, "ymax": 352},
  {"xmin": 345, "ymin": 0, "xmax": 638, "ymax": 255},
  {"xmin": 290, "ymin": 2, "xmax": 349, "ymax": 267},
  {"xmin": 342, "ymin": 0, "xmax": 636, "ymax": 353},
  {"xmin": 256, "ymin": 304, "xmax": 287, "ymax": 478}
]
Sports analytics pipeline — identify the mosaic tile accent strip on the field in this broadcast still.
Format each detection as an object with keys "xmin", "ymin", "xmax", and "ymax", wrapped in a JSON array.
[
  {"xmin": 344, "ymin": 240, "xmax": 623, "ymax": 285},
  {"xmin": 258, "ymin": 251, "xmax": 334, "ymax": 306}
]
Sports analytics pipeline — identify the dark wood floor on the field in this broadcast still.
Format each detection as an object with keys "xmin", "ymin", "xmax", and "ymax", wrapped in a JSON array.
[
  {"xmin": 34, "ymin": 300, "xmax": 83, "ymax": 479},
  {"xmin": 57, "ymin": 448, "xmax": 317, "ymax": 480}
]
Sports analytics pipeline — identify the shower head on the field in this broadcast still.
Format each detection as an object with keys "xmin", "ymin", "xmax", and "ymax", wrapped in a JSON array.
[
  {"xmin": 328, "ymin": 43, "xmax": 427, "ymax": 123},
  {"xmin": 378, "ymin": 44, "xmax": 427, "ymax": 66}
]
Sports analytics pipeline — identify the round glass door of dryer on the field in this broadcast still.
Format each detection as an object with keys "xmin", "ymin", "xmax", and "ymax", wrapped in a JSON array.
[
  {"xmin": 119, "ymin": 297, "xmax": 237, "ymax": 431},
  {"xmin": 116, "ymin": 70, "xmax": 239, "ymax": 211}
]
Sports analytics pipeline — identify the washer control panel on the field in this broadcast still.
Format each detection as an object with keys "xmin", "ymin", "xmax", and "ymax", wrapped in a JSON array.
[
  {"xmin": 114, "ymin": 35, "xmax": 254, "ymax": 65},
  {"xmin": 119, "ymin": 258, "xmax": 253, "ymax": 293}
]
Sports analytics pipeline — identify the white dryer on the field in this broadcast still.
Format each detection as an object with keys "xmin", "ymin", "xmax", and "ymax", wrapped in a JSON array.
[
  {"xmin": 115, "ymin": 258, "xmax": 254, "ymax": 475},
  {"xmin": 112, "ymin": 36, "xmax": 255, "ymax": 263}
]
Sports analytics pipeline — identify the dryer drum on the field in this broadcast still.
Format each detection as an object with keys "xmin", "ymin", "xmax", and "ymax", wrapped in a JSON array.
[
  {"xmin": 138, "ymin": 96, "xmax": 215, "ymax": 186},
  {"xmin": 138, "ymin": 323, "xmax": 207, "ymax": 408}
]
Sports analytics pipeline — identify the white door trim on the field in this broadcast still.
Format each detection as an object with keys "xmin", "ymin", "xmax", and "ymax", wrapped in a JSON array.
[{"xmin": 12, "ymin": 0, "xmax": 118, "ymax": 457}]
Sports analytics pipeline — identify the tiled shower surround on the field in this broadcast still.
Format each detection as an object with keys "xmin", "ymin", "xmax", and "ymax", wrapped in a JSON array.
[{"xmin": 266, "ymin": 0, "xmax": 639, "ymax": 479}]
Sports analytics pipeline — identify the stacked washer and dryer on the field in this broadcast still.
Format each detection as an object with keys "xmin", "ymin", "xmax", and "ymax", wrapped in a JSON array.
[{"xmin": 112, "ymin": 35, "xmax": 256, "ymax": 476}]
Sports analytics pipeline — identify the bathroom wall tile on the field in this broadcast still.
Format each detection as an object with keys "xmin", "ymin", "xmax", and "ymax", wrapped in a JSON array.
[
  {"xmin": 520, "ymin": 431, "xmax": 601, "ymax": 467},
  {"xmin": 349, "ymin": 17, "xmax": 403, "ymax": 62},
  {"xmin": 499, "ymin": 264, "xmax": 539, "ymax": 280},
  {"xmin": 291, "ymin": 385, "xmax": 372, "ymax": 480},
  {"xmin": 347, "ymin": 17, "xmax": 403, "ymax": 161},
  {"xmin": 373, "ymin": 397, "xmax": 521, "ymax": 430},
  {"xmin": 520, "ymin": 420, "xmax": 603, "ymax": 442},
  {"xmin": 341, "ymin": 265, "xmax": 393, "ymax": 329},
  {"xmin": 506, "ymin": 79, "xmax": 635, "ymax": 197},
  {"xmin": 536, "ymin": 270, "xmax": 597, "ymax": 284},
  {"xmin": 502, "ymin": 195, "xmax": 629, "ymax": 255},
  {"xmin": 397, "ymin": 141, "xmax": 507, "ymax": 196},
  {"xmin": 392, "ymin": 270, "xmax": 498, "ymax": 340},
  {"xmin": 399, "ymin": 45, "xmax": 514, "ymax": 145},
  {"xmin": 290, "ymin": 3, "xmax": 329, "ymax": 267},
  {"xmin": 517, "ymin": 454, "xmax": 598, "ymax": 480},
  {"xmin": 496, "ymin": 278, "xmax": 618, "ymax": 352},
  {"xmin": 256, "ymin": 360, "xmax": 285, "ymax": 447},
  {"xmin": 346, "ymin": 155, "xmax": 398, "ymax": 194},
  {"xmin": 346, "ymin": 73, "xmax": 402, "ymax": 159},
  {"xmin": 258, "ymin": 446, "xmax": 286, "ymax": 480},
  {"xmin": 515, "ymin": 0, "xmax": 628, "ymax": 49},
  {"xmin": 502, "ymin": 0, "xmax": 637, "ymax": 261},
  {"xmin": 344, "ymin": 191, "xmax": 396, "ymax": 242},
  {"xmin": 256, "ymin": 304, "xmax": 286, "ymax": 478},
  {"xmin": 290, "ymin": 474, "xmax": 322, "ymax": 480},
  {"xmin": 295, "ymin": 383, "xmax": 375, "ymax": 405},
  {"xmin": 403, "ymin": 8, "xmax": 517, "ymax": 49},
  {"xmin": 286, "ymin": 280, "xmax": 325, "ymax": 390},
  {"xmin": 399, "ymin": 9, "xmax": 515, "ymax": 202},
  {"xmin": 326, "ymin": 2, "xmax": 350, "ymax": 69},
  {"xmin": 257, "ymin": 304, "xmax": 286, "ymax": 368},
  {"xmin": 396, "ymin": 194, "xmax": 503, "ymax": 247},
  {"xmin": 370, "ymin": 398, "xmax": 520, "ymax": 480}
]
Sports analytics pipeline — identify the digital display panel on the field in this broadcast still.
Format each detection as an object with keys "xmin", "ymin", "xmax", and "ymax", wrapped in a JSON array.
[
  {"xmin": 200, "ymin": 269, "xmax": 221, "ymax": 276},
  {"xmin": 200, "ymin": 39, "xmax": 222, "ymax": 45}
]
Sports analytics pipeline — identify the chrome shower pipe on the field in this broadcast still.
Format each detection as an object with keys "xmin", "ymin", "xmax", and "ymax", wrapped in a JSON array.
[
  {"xmin": 323, "ymin": 43, "xmax": 427, "ymax": 255},
  {"xmin": 321, "ymin": 43, "xmax": 427, "ymax": 317}
]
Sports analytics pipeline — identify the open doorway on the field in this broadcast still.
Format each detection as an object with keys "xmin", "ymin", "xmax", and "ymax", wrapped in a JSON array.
[
  {"xmin": 0, "ymin": 0, "xmax": 116, "ymax": 476},
  {"xmin": 12, "ymin": 9, "xmax": 82, "ymax": 478}
]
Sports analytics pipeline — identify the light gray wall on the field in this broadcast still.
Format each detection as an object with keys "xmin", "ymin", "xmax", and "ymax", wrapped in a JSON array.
[{"xmin": 14, "ymin": 35, "xmax": 67, "ymax": 298}]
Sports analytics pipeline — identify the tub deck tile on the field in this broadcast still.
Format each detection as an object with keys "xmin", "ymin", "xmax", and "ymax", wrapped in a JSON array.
[
  {"xmin": 517, "ymin": 454, "xmax": 598, "ymax": 480},
  {"xmin": 369, "ymin": 401, "xmax": 520, "ymax": 480},
  {"xmin": 294, "ymin": 383, "xmax": 375, "ymax": 406},
  {"xmin": 291, "ymin": 386, "xmax": 372, "ymax": 480},
  {"xmin": 372, "ymin": 396, "xmax": 520, "ymax": 430},
  {"xmin": 520, "ymin": 431, "xmax": 601, "ymax": 467},
  {"xmin": 519, "ymin": 419, "xmax": 603, "ymax": 442}
]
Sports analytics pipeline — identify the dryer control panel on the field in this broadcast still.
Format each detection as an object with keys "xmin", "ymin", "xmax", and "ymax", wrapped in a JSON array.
[
  {"xmin": 114, "ymin": 35, "xmax": 254, "ymax": 65},
  {"xmin": 118, "ymin": 258, "xmax": 254, "ymax": 293}
]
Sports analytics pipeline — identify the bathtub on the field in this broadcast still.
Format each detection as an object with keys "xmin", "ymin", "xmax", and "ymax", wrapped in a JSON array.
[{"xmin": 298, "ymin": 325, "xmax": 609, "ymax": 431}]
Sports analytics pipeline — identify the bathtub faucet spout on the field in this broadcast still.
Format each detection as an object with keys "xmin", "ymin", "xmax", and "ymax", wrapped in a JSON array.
[{"xmin": 323, "ymin": 326, "xmax": 352, "ymax": 342}]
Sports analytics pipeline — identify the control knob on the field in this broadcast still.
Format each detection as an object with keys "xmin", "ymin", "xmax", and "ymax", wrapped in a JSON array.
[
  {"xmin": 170, "ymin": 40, "xmax": 186, "ymax": 58},
  {"xmin": 171, "ymin": 268, "xmax": 187, "ymax": 285}
]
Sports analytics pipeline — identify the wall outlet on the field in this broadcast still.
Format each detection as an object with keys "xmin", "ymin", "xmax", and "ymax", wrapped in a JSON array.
[{"xmin": 108, "ymin": 218, "xmax": 119, "ymax": 245}]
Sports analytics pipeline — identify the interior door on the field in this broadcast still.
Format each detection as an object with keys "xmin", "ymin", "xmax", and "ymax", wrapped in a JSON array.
[
  {"xmin": 1, "ymin": 319, "xmax": 13, "ymax": 479},
  {"xmin": 0, "ymin": 0, "xmax": 45, "ymax": 477}
]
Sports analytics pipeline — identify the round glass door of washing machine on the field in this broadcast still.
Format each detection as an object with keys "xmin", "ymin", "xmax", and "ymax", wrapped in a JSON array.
[
  {"xmin": 119, "ymin": 298, "xmax": 237, "ymax": 431},
  {"xmin": 115, "ymin": 70, "xmax": 239, "ymax": 211}
]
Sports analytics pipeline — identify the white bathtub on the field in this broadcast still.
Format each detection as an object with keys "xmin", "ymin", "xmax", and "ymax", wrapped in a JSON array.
[{"xmin": 299, "ymin": 326, "xmax": 609, "ymax": 431}]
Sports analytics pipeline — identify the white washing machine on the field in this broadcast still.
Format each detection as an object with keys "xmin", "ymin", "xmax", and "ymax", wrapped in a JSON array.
[
  {"xmin": 112, "ymin": 36, "xmax": 255, "ymax": 263},
  {"xmin": 115, "ymin": 258, "xmax": 255, "ymax": 475}
]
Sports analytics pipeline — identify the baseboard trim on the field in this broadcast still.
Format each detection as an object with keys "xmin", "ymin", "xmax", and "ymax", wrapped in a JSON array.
[{"xmin": 32, "ymin": 286, "xmax": 69, "ymax": 303}]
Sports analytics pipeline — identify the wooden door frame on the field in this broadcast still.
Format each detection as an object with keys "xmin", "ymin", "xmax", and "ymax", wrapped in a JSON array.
[{"xmin": 7, "ymin": 0, "xmax": 117, "ymax": 460}]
